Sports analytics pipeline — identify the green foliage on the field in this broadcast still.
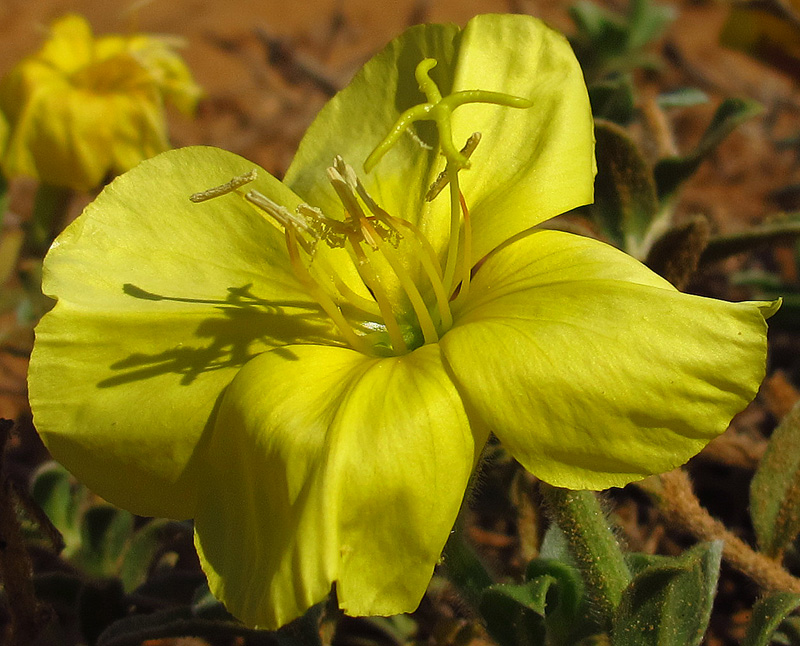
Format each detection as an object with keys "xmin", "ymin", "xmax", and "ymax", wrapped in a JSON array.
[
  {"xmin": 569, "ymin": 0, "xmax": 675, "ymax": 125},
  {"xmin": 612, "ymin": 542, "xmax": 722, "ymax": 646},
  {"xmin": 473, "ymin": 513, "xmax": 726, "ymax": 646},
  {"xmin": 654, "ymin": 98, "xmax": 763, "ymax": 203},
  {"xmin": 656, "ymin": 88, "xmax": 709, "ymax": 110},
  {"xmin": 480, "ymin": 559, "xmax": 587, "ymax": 646},
  {"xmin": 588, "ymin": 78, "xmax": 636, "ymax": 125},
  {"xmin": 585, "ymin": 96, "xmax": 764, "ymax": 269},
  {"xmin": 569, "ymin": 0, "xmax": 674, "ymax": 84},
  {"xmin": 743, "ymin": 593, "xmax": 800, "ymax": 646},
  {"xmin": 29, "ymin": 462, "xmax": 189, "ymax": 592},
  {"xmin": 592, "ymin": 119, "xmax": 659, "ymax": 255},
  {"xmin": 751, "ymin": 401, "xmax": 800, "ymax": 558}
]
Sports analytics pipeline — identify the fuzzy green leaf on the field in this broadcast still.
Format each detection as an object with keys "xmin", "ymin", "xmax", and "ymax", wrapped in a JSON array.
[
  {"xmin": 657, "ymin": 88, "xmax": 709, "ymax": 109},
  {"xmin": 30, "ymin": 461, "xmax": 85, "ymax": 557},
  {"xmin": 742, "ymin": 592, "xmax": 800, "ymax": 646},
  {"xmin": 654, "ymin": 98, "xmax": 762, "ymax": 202},
  {"xmin": 480, "ymin": 577, "xmax": 553, "ymax": 646},
  {"xmin": 590, "ymin": 119, "xmax": 659, "ymax": 254},
  {"xmin": 589, "ymin": 78, "xmax": 636, "ymax": 124},
  {"xmin": 751, "ymin": 401, "xmax": 800, "ymax": 557},
  {"xmin": 119, "ymin": 519, "xmax": 190, "ymax": 593},
  {"xmin": 77, "ymin": 505, "xmax": 135, "ymax": 578},
  {"xmin": 612, "ymin": 541, "xmax": 722, "ymax": 646}
]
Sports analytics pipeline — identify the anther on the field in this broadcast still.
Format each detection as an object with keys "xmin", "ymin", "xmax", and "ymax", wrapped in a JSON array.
[
  {"xmin": 426, "ymin": 132, "xmax": 482, "ymax": 201},
  {"xmin": 190, "ymin": 169, "xmax": 258, "ymax": 202}
]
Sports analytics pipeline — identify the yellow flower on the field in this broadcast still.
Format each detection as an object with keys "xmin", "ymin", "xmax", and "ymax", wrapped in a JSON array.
[
  {"xmin": 29, "ymin": 14, "xmax": 774, "ymax": 629},
  {"xmin": 0, "ymin": 14, "xmax": 201, "ymax": 191}
]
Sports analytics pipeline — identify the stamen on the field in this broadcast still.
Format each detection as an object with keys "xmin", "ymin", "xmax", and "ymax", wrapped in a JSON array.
[
  {"xmin": 442, "ymin": 164, "xmax": 462, "ymax": 293},
  {"xmin": 328, "ymin": 164, "xmax": 368, "ymax": 226},
  {"xmin": 453, "ymin": 189, "xmax": 472, "ymax": 304},
  {"xmin": 190, "ymin": 169, "xmax": 258, "ymax": 202},
  {"xmin": 353, "ymin": 180, "xmax": 453, "ymax": 331},
  {"xmin": 348, "ymin": 240, "xmax": 408, "ymax": 354},
  {"xmin": 359, "ymin": 216, "xmax": 439, "ymax": 345},
  {"xmin": 426, "ymin": 133, "xmax": 481, "ymax": 201},
  {"xmin": 328, "ymin": 272, "xmax": 382, "ymax": 317},
  {"xmin": 284, "ymin": 229, "xmax": 372, "ymax": 355},
  {"xmin": 245, "ymin": 190, "xmax": 319, "ymax": 254},
  {"xmin": 393, "ymin": 219, "xmax": 453, "ymax": 331}
]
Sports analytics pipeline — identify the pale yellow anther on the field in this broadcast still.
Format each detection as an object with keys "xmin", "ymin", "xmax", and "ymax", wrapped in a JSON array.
[
  {"xmin": 426, "ymin": 132, "xmax": 482, "ymax": 201},
  {"xmin": 189, "ymin": 169, "xmax": 257, "ymax": 202}
]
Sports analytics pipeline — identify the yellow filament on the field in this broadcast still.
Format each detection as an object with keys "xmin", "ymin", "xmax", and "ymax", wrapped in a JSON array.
[
  {"xmin": 453, "ymin": 190, "xmax": 472, "ymax": 306},
  {"xmin": 442, "ymin": 164, "xmax": 462, "ymax": 293},
  {"xmin": 285, "ymin": 230, "xmax": 372, "ymax": 355},
  {"xmin": 359, "ymin": 216, "xmax": 439, "ymax": 345},
  {"xmin": 328, "ymin": 271, "xmax": 382, "ymax": 318},
  {"xmin": 391, "ymin": 218, "xmax": 453, "ymax": 332},
  {"xmin": 426, "ymin": 133, "xmax": 481, "ymax": 201},
  {"xmin": 348, "ymin": 237, "xmax": 408, "ymax": 354},
  {"xmin": 352, "ymin": 180, "xmax": 452, "ymax": 332}
]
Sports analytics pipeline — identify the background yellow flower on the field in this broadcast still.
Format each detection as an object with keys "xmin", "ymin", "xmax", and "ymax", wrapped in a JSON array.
[{"xmin": 0, "ymin": 14, "xmax": 201, "ymax": 191}]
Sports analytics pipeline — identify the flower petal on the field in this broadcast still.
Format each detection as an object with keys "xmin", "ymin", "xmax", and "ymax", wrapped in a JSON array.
[
  {"xmin": 450, "ymin": 14, "xmax": 595, "ymax": 262},
  {"xmin": 194, "ymin": 342, "xmax": 482, "ymax": 628},
  {"xmin": 285, "ymin": 14, "xmax": 593, "ymax": 264},
  {"xmin": 29, "ymin": 147, "xmax": 334, "ymax": 518},
  {"xmin": 285, "ymin": 21, "xmax": 459, "ymax": 242},
  {"xmin": 440, "ymin": 230, "xmax": 772, "ymax": 489}
]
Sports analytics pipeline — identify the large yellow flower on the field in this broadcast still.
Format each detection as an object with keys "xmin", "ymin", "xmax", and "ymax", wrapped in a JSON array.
[
  {"xmin": 0, "ymin": 14, "xmax": 201, "ymax": 191},
  {"xmin": 29, "ymin": 14, "xmax": 773, "ymax": 629}
]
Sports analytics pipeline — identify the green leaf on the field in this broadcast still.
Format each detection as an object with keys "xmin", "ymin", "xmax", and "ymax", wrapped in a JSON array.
[
  {"xmin": 654, "ymin": 98, "xmax": 763, "ymax": 202},
  {"xmin": 701, "ymin": 216, "xmax": 800, "ymax": 266},
  {"xmin": 479, "ymin": 556, "xmax": 597, "ymax": 646},
  {"xmin": 569, "ymin": 1, "xmax": 621, "ymax": 43},
  {"xmin": 441, "ymin": 515, "xmax": 494, "ymax": 603},
  {"xmin": 480, "ymin": 576, "xmax": 552, "ymax": 646},
  {"xmin": 119, "ymin": 519, "xmax": 190, "ymax": 593},
  {"xmin": 627, "ymin": 0, "xmax": 675, "ymax": 52},
  {"xmin": 30, "ymin": 461, "xmax": 85, "ymax": 557},
  {"xmin": 751, "ymin": 401, "xmax": 800, "ymax": 557},
  {"xmin": 76, "ymin": 505, "xmax": 135, "ymax": 578},
  {"xmin": 612, "ymin": 541, "xmax": 722, "ymax": 646},
  {"xmin": 742, "ymin": 593, "xmax": 800, "ymax": 646},
  {"xmin": 590, "ymin": 119, "xmax": 659, "ymax": 255},
  {"xmin": 589, "ymin": 78, "xmax": 636, "ymax": 124}
]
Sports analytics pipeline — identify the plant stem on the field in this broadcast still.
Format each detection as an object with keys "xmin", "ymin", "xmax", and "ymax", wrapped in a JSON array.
[
  {"xmin": 539, "ymin": 483, "xmax": 631, "ymax": 628},
  {"xmin": 657, "ymin": 469, "xmax": 800, "ymax": 594}
]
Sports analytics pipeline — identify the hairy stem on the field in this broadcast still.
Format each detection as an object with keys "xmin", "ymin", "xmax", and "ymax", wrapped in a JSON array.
[
  {"xmin": 657, "ymin": 469, "xmax": 800, "ymax": 594},
  {"xmin": 540, "ymin": 483, "xmax": 631, "ymax": 628}
]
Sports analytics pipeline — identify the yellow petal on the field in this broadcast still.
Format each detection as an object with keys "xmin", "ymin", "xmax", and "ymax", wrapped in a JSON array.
[
  {"xmin": 29, "ymin": 147, "xmax": 333, "ymax": 518},
  {"xmin": 441, "ymin": 229, "xmax": 771, "ymax": 489},
  {"xmin": 194, "ymin": 343, "xmax": 484, "ymax": 628}
]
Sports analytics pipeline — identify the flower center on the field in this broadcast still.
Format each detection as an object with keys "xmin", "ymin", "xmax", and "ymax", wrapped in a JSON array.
[{"xmin": 190, "ymin": 58, "xmax": 532, "ymax": 357}]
